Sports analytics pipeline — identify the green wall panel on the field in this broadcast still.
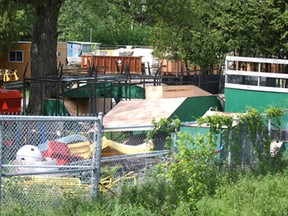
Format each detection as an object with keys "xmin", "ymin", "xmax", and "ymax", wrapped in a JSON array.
[
  {"xmin": 225, "ymin": 88, "xmax": 288, "ymax": 113},
  {"xmin": 225, "ymin": 88, "xmax": 288, "ymax": 129},
  {"xmin": 171, "ymin": 96, "xmax": 223, "ymax": 122},
  {"xmin": 178, "ymin": 126, "xmax": 222, "ymax": 158},
  {"xmin": 62, "ymin": 83, "xmax": 145, "ymax": 99},
  {"xmin": 44, "ymin": 99, "xmax": 70, "ymax": 116},
  {"xmin": 180, "ymin": 126, "xmax": 221, "ymax": 148}
]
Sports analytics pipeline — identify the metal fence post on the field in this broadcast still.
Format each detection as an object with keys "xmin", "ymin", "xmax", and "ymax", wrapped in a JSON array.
[
  {"xmin": 228, "ymin": 130, "xmax": 232, "ymax": 168},
  {"xmin": 268, "ymin": 118, "xmax": 271, "ymax": 138},
  {"xmin": 172, "ymin": 128, "xmax": 178, "ymax": 157},
  {"xmin": 0, "ymin": 121, "xmax": 3, "ymax": 207},
  {"xmin": 92, "ymin": 112, "xmax": 103, "ymax": 199}
]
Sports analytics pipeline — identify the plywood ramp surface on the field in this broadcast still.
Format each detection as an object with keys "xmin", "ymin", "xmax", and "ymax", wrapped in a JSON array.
[
  {"xmin": 103, "ymin": 98, "xmax": 186, "ymax": 128},
  {"xmin": 145, "ymin": 85, "xmax": 211, "ymax": 100}
]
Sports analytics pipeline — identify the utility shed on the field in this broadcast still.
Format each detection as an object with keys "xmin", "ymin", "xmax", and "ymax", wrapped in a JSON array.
[{"xmin": 103, "ymin": 95, "xmax": 222, "ymax": 128}]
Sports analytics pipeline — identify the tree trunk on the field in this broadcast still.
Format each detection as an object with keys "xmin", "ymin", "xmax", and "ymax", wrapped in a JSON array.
[{"xmin": 28, "ymin": 0, "xmax": 62, "ymax": 114}]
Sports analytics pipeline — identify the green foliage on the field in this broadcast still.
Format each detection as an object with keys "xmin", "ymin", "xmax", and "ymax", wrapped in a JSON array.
[
  {"xmin": 264, "ymin": 106, "xmax": 285, "ymax": 127},
  {"xmin": 150, "ymin": 0, "xmax": 288, "ymax": 67},
  {"xmin": 197, "ymin": 114, "xmax": 233, "ymax": 134},
  {"xmin": 150, "ymin": 0, "xmax": 225, "ymax": 68},
  {"xmin": 239, "ymin": 108, "xmax": 268, "ymax": 147},
  {"xmin": 196, "ymin": 170, "xmax": 288, "ymax": 216},
  {"xmin": 116, "ymin": 168, "xmax": 172, "ymax": 215},
  {"xmin": 158, "ymin": 132, "xmax": 221, "ymax": 210},
  {"xmin": 58, "ymin": 0, "xmax": 151, "ymax": 45},
  {"xmin": 235, "ymin": 107, "xmax": 285, "ymax": 173},
  {"xmin": 146, "ymin": 117, "xmax": 181, "ymax": 149},
  {"xmin": 100, "ymin": 164, "xmax": 123, "ymax": 179},
  {"xmin": 0, "ymin": 1, "xmax": 32, "ymax": 51},
  {"xmin": 196, "ymin": 107, "xmax": 286, "ymax": 173}
]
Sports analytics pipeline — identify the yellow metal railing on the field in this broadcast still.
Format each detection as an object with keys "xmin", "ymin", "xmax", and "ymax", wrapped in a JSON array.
[{"xmin": 0, "ymin": 69, "xmax": 19, "ymax": 82}]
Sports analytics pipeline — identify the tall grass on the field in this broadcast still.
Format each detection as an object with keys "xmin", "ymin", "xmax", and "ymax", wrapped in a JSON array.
[
  {"xmin": 2, "ymin": 167, "xmax": 288, "ymax": 216},
  {"xmin": 196, "ymin": 170, "xmax": 288, "ymax": 216}
]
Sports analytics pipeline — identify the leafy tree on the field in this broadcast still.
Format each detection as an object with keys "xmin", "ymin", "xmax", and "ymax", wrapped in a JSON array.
[
  {"xmin": 58, "ymin": 0, "xmax": 151, "ymax": 45},
  {"xmin": 0, "ymin": 1, "xmax": 32, "ymax": 51},
  {"xmin": 149, "ymin": 0, "xmax": 226, "ymax": 70},
  {"xmin": 259, "ymin": 0, "xmax": 288, "ymax": 58},
  {"xmin": 218, "ymin": 0, "xmax": 288, "ymax": 58},
  {"xmin": 148, "ymin": 0, "xmax": 288, "ymax": 69}
]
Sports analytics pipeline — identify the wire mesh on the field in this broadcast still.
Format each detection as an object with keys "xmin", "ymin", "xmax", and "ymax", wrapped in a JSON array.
[
  {"xmin": 0, "ymin": 115, "xmax": 101, "ymax": 208},
  {"xmin": 70, "ymin": 130, "xmax": 169, "ymax": 193},
  {"xmin": 101, "ymin": 131, "xmax": 168, "ymax": 168},
  {"xmin": 0, "ymin": 116, "xmax": 169, "ymax": 209}
]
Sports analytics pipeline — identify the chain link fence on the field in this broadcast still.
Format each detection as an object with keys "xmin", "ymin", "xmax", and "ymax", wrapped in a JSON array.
[
  {"xmin": 1, "ymin": 113, "xmax": 284, "ymax": 211},
  {"xmin": 72, "ymin": 127, "xmax": 170, "ymax": 194},
  {"xmin": 0, "ymin": 115, "xmax": 169, "ymax": 210},
  {"xmin": 0, "ymin": 114, "xmax": 103, "ymax": 209}
]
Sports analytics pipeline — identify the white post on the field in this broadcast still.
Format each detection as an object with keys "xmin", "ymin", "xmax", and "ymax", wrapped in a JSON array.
[
  {"xmin": 258, "ymin": 63, "xmax": 261, "ymax": 86},
  {"xmin": 92, "ymin": 112, "xmax": 103, "ymax": 199}
]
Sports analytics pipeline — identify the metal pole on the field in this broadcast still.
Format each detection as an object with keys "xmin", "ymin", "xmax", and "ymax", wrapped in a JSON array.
[
  {"xmin": 92, "ymin": 112, "xmax": 103, "ymax": 199},
  {"xmin": 0, "ymin": 122, "xmax": 3, "ymax": 207},
  {"xmin": 172, "ymin": 128, "xmax": 178, "ymax": 159},
  {"xmin": 268, "ymin": 118, "xmax": 271, "ymax": 138},
  {"xmin": 228, "ymin": 130, "xmax": 232, "ymax": 168},
  {"xmin": 224, "ymin": 59, "xmax": 228, "ymax": 84},
  {"xmin": 257, "ymin": 63, "xmax": 261, "ymax": 86}
]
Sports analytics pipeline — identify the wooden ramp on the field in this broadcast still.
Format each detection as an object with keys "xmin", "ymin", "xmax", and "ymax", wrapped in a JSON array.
[
  {"xmin": 103, "ymin": 98, "xmax": 186, "ymax": 129},
  {"xmin": 145, "ymin": 85, "xmax": 211, "ymax": 99}
]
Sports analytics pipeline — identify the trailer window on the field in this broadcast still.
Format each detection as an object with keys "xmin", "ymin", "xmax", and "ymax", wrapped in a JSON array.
[{"xmin": 9, "ymin": 50, "xmax": 24, "ymax": 63}]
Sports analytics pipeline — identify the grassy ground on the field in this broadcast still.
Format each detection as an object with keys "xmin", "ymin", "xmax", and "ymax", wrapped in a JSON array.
[{"xmin": 2, "ymin": 168, "xmax": 288, "ymax": 216}]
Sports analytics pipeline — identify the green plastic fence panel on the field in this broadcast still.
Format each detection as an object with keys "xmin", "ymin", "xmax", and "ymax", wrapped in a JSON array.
[
  {"xmin": 171, "ymin": 96, "xmax": 223, "ymax": 122},
  {"xmin": 44, "ymin": 99, "xmax": 70, "ymax": 116},
  {"xmin": 61, "ymin": 83, "xmax": 145, "ymax": 99}
]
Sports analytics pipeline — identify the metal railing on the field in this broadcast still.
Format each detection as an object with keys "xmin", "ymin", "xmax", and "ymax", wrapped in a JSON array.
[{"xmin": 225, "ymin": 56, "xmax": 288, "ymax": 93}]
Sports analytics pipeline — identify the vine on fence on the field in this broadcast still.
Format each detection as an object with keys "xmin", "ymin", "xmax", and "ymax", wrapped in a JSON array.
[
  {"xmin": 197, "ymin": 107, "xmax": 285, "ymax": 169},
  {"xmin": 147, "ymin": 106, "xmax": 285, "ymax": 169},
  {"xmin": 145, "ymin": 107, "xmax": 286, "ymax": 210},
  {"xmin": 145, "ymin": 117, "xmax": 181, "ymax": 149}
]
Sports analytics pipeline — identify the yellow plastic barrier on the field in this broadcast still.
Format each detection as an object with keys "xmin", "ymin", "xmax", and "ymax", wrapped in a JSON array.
[
  {"xmin": 67, "ymin": 141, "xmax": 92, "ymax": 159},
  {"xmin": 99, "ymin": 171, "xmax": 137, "ymax": 193},
  {"xmin": 101, "ymin": 136, "xmax": 154, "ymax": 155}
]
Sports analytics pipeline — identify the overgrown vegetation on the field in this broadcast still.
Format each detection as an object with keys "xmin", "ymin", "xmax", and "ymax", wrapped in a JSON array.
[{"xmin": 1, "ymin": 107, "xmax": 288, "ymax": 216}]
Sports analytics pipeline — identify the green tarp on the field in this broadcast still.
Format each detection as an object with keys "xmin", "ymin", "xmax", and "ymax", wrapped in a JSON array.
[{"xmin": 61, "ymin": 83, "xmax": 145, "ymax": 99}]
